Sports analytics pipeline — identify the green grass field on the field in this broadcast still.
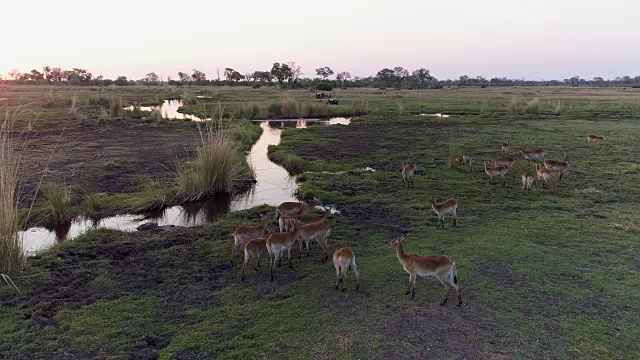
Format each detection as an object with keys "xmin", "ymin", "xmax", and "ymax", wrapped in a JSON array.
[{"xmin": 1, "ymin": 85, "xmax": 639, "ymax": 359}]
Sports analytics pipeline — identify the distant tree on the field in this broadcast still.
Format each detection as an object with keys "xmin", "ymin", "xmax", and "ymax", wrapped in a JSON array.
[
  {"xmin": 142, "ymin": 72, "xmax": 159, "ymax": 84},
  {"xmin": 9, "ymin": 68, "xmax": 21, "ymax": 81},
  {"xmin": 287, "ymin": 62, "xmax": 303, "ymax": 84},
  {"xmin": 336, "ymin": 71, "xmax": 352, "ymax": 85},
  {"xmin": 244, "ymin": 72, "xmax": 253, "ymax": 82},
  {"xmin": 42, "ymin": 66, "xmax": 53, "ymax": 82},
  {"xmin": 29, "ymin": 69, "xmax": 44, "ymax": 82},
  {"xmin": 393, "ymin": 67, "xmax": 409, "ymax": 82},
  {"xmin": 315, "ymin": 66, "xmax": 334, "ymax": 80},
  {"xmin": 67, "ymin": 68, "xmax": 92, "ymax": 83},
  {"xmin": 270, "ymin": 63, "xmax": 292, "ymax": 86},
  {"xmin": 51, "ymin": 67, "xmax": 65, "ymax": 82},
  {"xmin": 458, "ymin": 75, "xmax": 470, "ymax": 86},
  {"xmin": 229, "ymin": 71, "xmax": 244, "ymax": 82},
  {"xmin": 253, "ymin": 71, "xmax": 272, "ymax": 82},
  {"xmin": 191, "ymin": 69, "xmax": 206, "ymax": 82},
  {"xmin": 411, "ymin": 68, "xmax": 432, "ymax": 88},
  {"xmin": 114, "ymin": 76, "xmax": 128, "ymax": 86},
  {"xmin": 570, "ymin": 76, "xmax": 580, "ymax": 86},
  {"xmin": 224, "ymin": 68, "xmax": 235, "ymax": 81},
  {"xmin": 376, "ymin": 68, "xmax": 397, "ymax": 86},
  {"xmin": 178, "ymin": 71, "xmax": 191, "ymax": 83}
]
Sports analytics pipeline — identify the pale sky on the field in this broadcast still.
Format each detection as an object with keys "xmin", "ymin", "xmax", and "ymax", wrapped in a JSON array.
[{"xmin": 2, "ymin": 0, "xmax": 639, "ymax": 80}]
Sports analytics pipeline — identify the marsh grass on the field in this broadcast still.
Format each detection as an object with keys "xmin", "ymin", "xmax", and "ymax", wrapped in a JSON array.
[
  {"xmin": 182, "ymin": 92, "xmax": 198, "ymax": 106},
  {"xmin": 0, "ymin": 108, "xmax": 24, "ymax": 275},
  {"xmin": 507, "ymin": 96, "xmax": 520, "ymax": 114},
  {"xmin": 553, "ymin": 100, "xmax": 564, "ymax": 114},
  {"xmin": 480, "ymin": 99, "xmax": 489, "ymax": 114},
  {"xmin": 128, "ymin": 176, "xmax": 172, "ymax": 212},
  {"xmin": 396, "ymin": 101, "xmax": 405, "ymax": 115},
  {"xmin": 109, "ymin": 97, "xmax": 122, "ymax": 118},
  {"xmin": 301, "ymin": 102, "xmax": 329, "ymax": 118},
  {"xmin": 268, "ymin": 145, "xmax": 305, "ymax": 174},
  {"xmin": 236, "ymin": 101, "xmax": 262, "ymax": 119},
  {"xmin": 524, "ymin": 97, "xmax": 540, "ymax": 114},
  {"xmin": 43, "ymin": 183, "xmax": 72, "ymax": 225},
  {"xmin": 176, "ymin": 111, "xmax": 253, "ymax": 202},
  {"xmin": 447, "ymin": 129, "xmax": 459, "ymax": 168},
  {"xmin": 268, "ymin": 95, "xmax": 300, "ymax": 118},
  {"xmin": 351, "ymin": 98, "xmax": 369, "ymax": 115}
]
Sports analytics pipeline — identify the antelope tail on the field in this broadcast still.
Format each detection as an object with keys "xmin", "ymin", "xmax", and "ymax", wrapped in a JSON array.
[{"xmin": 453, "ymin": 262, "xmax": 458, "ymax": 285}]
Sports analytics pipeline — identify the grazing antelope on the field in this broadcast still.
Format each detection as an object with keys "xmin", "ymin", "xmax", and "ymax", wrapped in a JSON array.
[
  {"xmin": 501, "ymin": 141, "xmax": 512, "ymax": 155},
  {"xmin": 521, "ymin": 171, "xmax": 535, "ymax": 192},
  {"xmin": 402, "ymin": 162, "xmax": 416, "ymax": 187},
  {"xmin": 484, "ymin": 161, "xmax": 509, "ymax": 186},
  {"xmin": 231, "ymin": 214, "xmax": 268, "ymax": 263},
  {"xmin": 455, "ymin": 154, "xmax": 473, "ymax": 171},
  {"xmin": 494, "ymin": 156, "xmax": 516, "ymax": 169},
  {"xmin": 333, "ymin": 248, "xmax": 360, "ymax": 291},
  {"xmin": 521, "ymin": 148, "xmax": 545, "ymax": 163},
  {"xmin": 430, "ymin": 197, "xmax": 458, "ymax": 229},
  {"xmin": 293, "ymin": 207, "xmax": 331, "ymax": 226},
  {"xmin": 266, "ymin": 223, "xmax": 302, "ymax": 281},
  {"xmin": 241, "ymin": 237, "xmax": 268, "ymax": 281},
  {"xmin": 278, "ymin": 214, "xmax": 294, "ymax": 233},
  {"xmin": 587, "ymin": 135, "xmax": 605, "ymax": 145},
  {"xmin": 544, "ymin": 155, "xmax": 570, "ymax": 181},
  {"xmin": 388, "ymin": 235, "xmax": 461, "ymax": 306},
  {"xmin": 536, "ymin": 163, "xmax": 550, "ymax": 187},
  {"xmin": 275, "ymin": 197, "xmax": 320, "ymax": 219},
  {"xmin": 296, "ymin": 222, "xmax": 331, "ymax": 262}
]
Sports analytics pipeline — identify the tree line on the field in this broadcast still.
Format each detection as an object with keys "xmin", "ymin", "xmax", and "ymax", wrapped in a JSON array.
[{"xmin": 2, "ymin": 64, "xmax": 639, "ymax": 89}]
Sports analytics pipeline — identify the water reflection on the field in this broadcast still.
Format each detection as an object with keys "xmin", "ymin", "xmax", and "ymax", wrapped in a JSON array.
[{"xmin": 125, "ymin": 100, "xmax": 208, "ymax": 121}]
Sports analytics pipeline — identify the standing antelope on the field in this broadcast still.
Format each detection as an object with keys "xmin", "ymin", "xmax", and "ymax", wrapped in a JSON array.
[
  {"xmin": 536, "ymin": 163, "xmax": 550, "ymax": 187},
  {"xmin": 587, "ymin": 135, "xmax": 605, "ymax": 145},
  {"xmin": 241, "ymin": 237, "xmax": 268, "ymax": 281},
  {"xmin": 402, "ymin": 162, "xmax": 416, "ymax": 187},
  {"xmin": 521, "ymin": 148, "xmax": 545, "ymax": 163},
  {"xmin": 544, "ymin": 155, "xmax": 570, "ymax": 181},
  {"xmin": 388, "ymin": 235, "xmax": 462, "ymax": 306},
  {"xmin": 293, "ymin": 207, "xmax": 331, "ymax": 226},
  {"xmin": 455, "ymin": 155, "xmax": 473, "ymax": 171},
  {"xmin": 266, "ymin": 223, "xmax": 301, "ymax": 281},
  {"xmin": 521, "ymin": 171, "xmax": 535, "ymax": 193},
  {"xmin": 494, "ymin": 156, "xmax": 516, "ymax": 169},
  {"xmin": 296, "ymin": 222, "xmax": 331, "ymax": 262},
  {"xmin": 275, "ymin": 197, "xmax": 320, "ymax": 219},
  {"xmin": 231, "ymin": 214, "xmax": 268, "ymax": 263},
  {"xmin": 278, "ymin": 214, "xmax": 294, "ymax": 233},
  {"xmin": 484, "ymin": 161, "xmax": 509, "ymax": 186},
  {"xmin": 430, "ymin": 197, "xmax": 458, "ymax": 229},
  {"xmin": 333, "ymin": 248, "xmax": 360, "ymax": 291},
  {"xmin": 501, "ymin": 141, "xmax": 512, "ymax": 155}
]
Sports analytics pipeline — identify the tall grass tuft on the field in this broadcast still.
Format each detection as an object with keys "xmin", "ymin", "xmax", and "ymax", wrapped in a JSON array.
[
  {"xmin": 553, "ymin": 101, "xmax": 564, "ymax": 114},
  {"xmin": 507, "ymin": 96, "xmax": 520, "ymax": 114},
  {"xmin": 182, "ymin": 92, "xmax": 198, "ymax": 105},
  {"xmin": 396, "ymin": 101, "xmax": 405, "ymax": 115},
  {"xmin": 0, "ymin": 108, "xmax": 24, "ymax": 275},
  {"xmin": 268, "ymin": 95, "xmax": 300, "ymax": 119},
  {"xmin": 128, "ymin": 176, "xmax": 171, "ymax": 212},
  {"xmin": 480, "ymin": 100, "xmax": 489, "ymax": 114},
  {"xmin": 447, "ymin": 129, "xmax": 459, "ymax": 168},
  {"xmin": 109, "ymin": 97, "xmax": 123, "ymax": 118},
  {"xmin": 236, "ymin": 101, "xmax": 263, "ymax": 119},
  {"xmin": 524, "ymin": 97, "xmax": 540, "ymax": 114},
  {"xmin": 44, "ymin": 183, "xmax": 72, "ymax": 225},
  {"xmin": 176, "ymin": 119, "xmax": 253, "ymax": 202},
  {"xmin": 351, "ymin": 98, "xmax": 369, "ymax": 115},
  {"xmin": 301, "ymin": 102, "xmax": 329, "ymax": 118}
]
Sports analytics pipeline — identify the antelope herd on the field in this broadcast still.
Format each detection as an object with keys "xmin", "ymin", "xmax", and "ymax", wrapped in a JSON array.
[{"xmin": 230, "ymin": 134, "xmax": 603, "ymax": 307}]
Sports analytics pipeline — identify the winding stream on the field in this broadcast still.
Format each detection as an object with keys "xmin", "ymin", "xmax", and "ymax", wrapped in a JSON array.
[{"xmin": 20, "ymin": 115, "xmax": 351, "ymax": 254}]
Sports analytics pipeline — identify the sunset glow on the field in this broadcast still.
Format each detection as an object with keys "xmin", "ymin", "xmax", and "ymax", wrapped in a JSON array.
[{"xmin": 2, "ymin": 0, "xmax": 639, "ymax": 80}]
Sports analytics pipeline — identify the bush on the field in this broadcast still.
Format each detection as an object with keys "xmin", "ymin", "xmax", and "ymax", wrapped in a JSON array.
[{"xmin": 316, "ymin": 82, "xmax": 333, "ymax": 91}]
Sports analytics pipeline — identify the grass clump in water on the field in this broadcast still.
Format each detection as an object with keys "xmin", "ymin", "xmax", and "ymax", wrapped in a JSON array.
[{"xmin": 43, "ymin": 183, "xmax": 72, "ymax": 225}]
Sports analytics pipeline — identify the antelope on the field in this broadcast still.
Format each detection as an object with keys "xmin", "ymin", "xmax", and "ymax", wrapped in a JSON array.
[
  {"xmin": 521, "ymin": 171, "xmax": 535, "ymax": 192},
  {"xmin": 240, "ymin": 237, "xmax": 268, "ymax": 281},
  {"xmin": 333, "ymin": 248, "xmax": 360, "ymax": 291},
  {"xmin": 293, "ymin": 207, "xmax": 331, "ymax": 226},
  {"xmin": 278, "ymin": 214, "xmax": 294, "ymax": 233},
  {"xmin": 494, "ymin": 156, "xmax": 516, "ymax": 169},
  {"xmin": 231, "ymin": 214, "xmax": 268, "ymax": 263},
  {"xmin": 544, "ymin": 155, "xmax": 570, "ymax": 181},
  {"xmin": 484, "ymin": 161, "xmax": 509, "ymax": 186},
  {"xmin": 266, "ymin": 223, "xmax": 302, "ymax": 281},
  {"xmin": 501, "ymin": 141, "xmax": 511, "ymax": 155},
  {"xmin": 536, "ymin": 163, "xmax": 550, "ymax": 186},
  {"xmin": 275, "ymin": 197, "xmax": 320, "ymax": 219},
  {"xmin": 402, "ymin": 162, "xmax": 416, "ymax": 187},
  {"xmin": 430, "ymin": 197, "xmax": 458, "ymax": 229},
  {"xmin": 388, "ymin": 235, "xmax": 461, "ymax": 306},
  {"xmin": 521, "ymin": 148, "xmax": 545, "ymax": 163},
  {"xmin": 587, "ymin": 135, "xmax": 604, "ymax": 145},
  {"xmin": 296, "ymin": 222, "xmax": 331, "ymax": 262},
  {"xmin": 455, "ymin": 154, "xmax": 473, "ymax": 171}
]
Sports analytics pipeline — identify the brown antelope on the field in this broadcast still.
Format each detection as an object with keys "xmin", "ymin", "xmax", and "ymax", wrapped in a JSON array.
[
  {"xmin": 293, "ymin": 207, "xmax": 331, "ymax": 226},
  {"xmin": 536, "ymin": 163, "xmax": 550, "ymax": 187},
  {"xmin": 402, "ymin": 162, "xmax": 416, "ymax": 187},
  {"xmin": 231, "ymin": 214, "xmax": 268, "ymax": 263},
  {"xmin": 501, "ymin": 141, "xmax": 511, "ymax": 155},
  {"xmin": 278, "ymin": 213, "xmax": 294, "ymax": 233},
  {"xmin": 275, "ymin": 197, "xmax": 320, "ymax": 218},
  {"xmin": 494, "ymin": 156, "xmax": 516, "ymax": 169},
  {"xmin": 521, "ymin": 148, "xmax": 545, "ymax": 163},
  {"xmin": 521, "ymin": 171, "xmax": 535, "ymax": 192},
  {"xmin": 544, "ymin": 155, "xmax": 570, "ymax": 181},
  {"xmin": 266, "ymin": 223, "xmax": 302, "ymax": 281},
  {"xmin": 430, "ymin": 197, "xmax": 458, "ymax": 229},
  {"xmin": 296, "ymin": 222, "xmax": 331, "ymax": 262},
  {"xmin": 240, "ymin": 237, "xmax": 268, "ymax": 281},
  {"xmin": 333, "ymin": 248, "xmax": 360, "ymax": 291},
  {"xmin": 587, "ymin": 135, "xmax": 604, "ymax": 145},
  {"xmin": 388, "ymin": 235, "xmax": 461, "ymax": 306},
  {"xmin": 455, "ymin": 154, "xmax": 473, "ymax": 171},
  {"xmin": 484, "ymin": 161, "xmax": 509, "ymax": 186}
]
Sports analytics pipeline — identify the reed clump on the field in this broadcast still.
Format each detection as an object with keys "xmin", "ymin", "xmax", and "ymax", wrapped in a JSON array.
[
  {"xmin": 301, "ymin": 102, "xmax": 329, "ymax": 118},
  {"xmin": 267, "ymin": 95, "xmax": 300, "ymax": 119},
  {"xmin": 351, "ymin": 98, "xmax": 369, "ymax": 115},
  {"xmin": 44, "ymin": 183, "xmax": 72, "ymax": 225},
  {"xmin": 524, "ymin": 97, "xmax": 540, "ymax": 114},
  {"xmin": 507, "ymin": 96, "xmax": 521, "ymax": 114},
  {"xmin": 236, "ymin": 101, "xmax": 263, "ymax": 119}
]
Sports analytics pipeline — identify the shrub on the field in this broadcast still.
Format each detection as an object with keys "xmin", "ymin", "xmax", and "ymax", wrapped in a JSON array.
[{"xmin": 316, "ymin": 82, "xmax": 333, "ymax": 91}]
